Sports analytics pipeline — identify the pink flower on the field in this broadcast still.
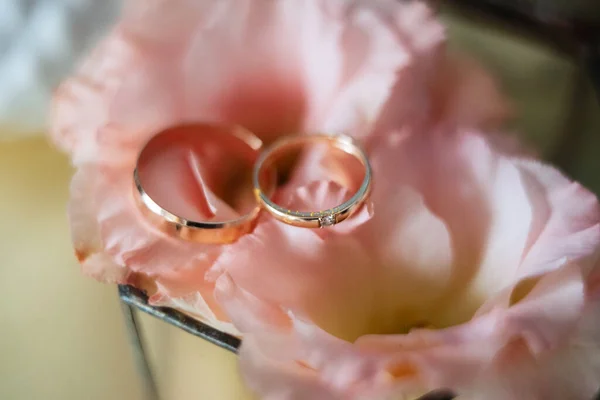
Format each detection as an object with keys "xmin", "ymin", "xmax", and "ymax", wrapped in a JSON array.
[
  {"xmin": 49, "ymin": 0, "xmax": 453, "ymax": 332},
  {"xmin": 214, "ymin": 129, "xmax": 600, "ymax": 399},
  {"xmin": 51, "ymin": 0, "xmax": 449, "ymax": 166},
  {"xmin": 48, "ymin": 0, "xmax": 527, "ymax": 395}
]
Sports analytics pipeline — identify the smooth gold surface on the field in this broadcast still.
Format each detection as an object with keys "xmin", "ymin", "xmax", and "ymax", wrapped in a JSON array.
[
  {"xmin": 134, "ymin": 123, "xmax": 269, "ymax": 244},
  {"xmin": 253, "ymin": 134, "xmax": 372, "ymax": 228},
  {"xmin": 0, "ymin": 137, "xmax": 253, "ymax": 400}
]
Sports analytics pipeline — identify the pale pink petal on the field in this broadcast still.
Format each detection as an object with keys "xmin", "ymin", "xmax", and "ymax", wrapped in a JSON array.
[
  {"xmin": 51, "ymin": 0, "xmax": 445, "ymax": 169},
  {"xmin": 237, "ymin": 313, "xmax": 492, "ymax": 399},
  {"xmin": 68, "ymin": 166, "xmax": 128, "ymax": 283},
  {"xmin": 430, "ymin": 52, "xmax": 511, "ymax": 130},
  {"xmin": 50, "ymin": 1, "xmax": 229, "ymax": 167},
  {"xmin": 500, "ymin": 264, "xmax": 586, "ymax": 353},
  {"xmin": 213, "ymin": 216, "xmax": 376, "ymax": 342},
  {"xmin": 91, "ymin": 165, "xmax": 222, "ymax": 273},
  {"xmin": 120, "ymin": 0, "xmax": 229, "ymax": 48},
  {"xmin": 224, "ymin": 126, "xmax": 600, "ymax": 399},
  {"xmin": 484, "ymin": 131, "xmax": 540, "ymax": 159},
  {"xmin": 180, "ymin": 0, "xmax": 432, "ymax": 140},
  {"xmin": 352, "ymin": 185, "xmax": 455, "ymax": 331},
  {"xmin": 219, "ymin": 177, "xmax": 449, "ymax": 339},
  {"xmin": 50, "ymin": 33, "xmax": 137, "ymax": 160},
  {"xmin": 361, "ymin": 2, "xmax": 447, "ymax": 138},
  {"xmin": 314, "ymin": 1, "xmax": 443, "ymax": 137},
  {"xmin": 215, "ymin": 180, "xmax": 425, "ymax": 343},
  {"xmin": 441, "ymin": 136, "xmax": 536, "ymax": 324},
  {"xmin": 180, "ymin": 0, "xmax": 307, "ymax": 143},
  {"xmin": 464, "ymin": 299, "xmax": 600, "ymax": 400},
  {"xmin": 69, "ymin": 164, "xmax": 234, "ymax": 328},
  {"xmin": 239, "ymin": 262, "xmax": 590, "ymax": 398},
  {"xmin": 391, "ymin": 1, "xmax": 445, "ymax": 57},
  {"xmin": 149, "ymin": 289, "xmax": 240, "ymax": 337},
  {"xmin": 213, "ymin": 273, "xmax": 291, "ymax": 335},
  {"xmin": 78, "ymin": 252, "xmax": 128, "ymax": 283},
  {"xmin": 239, "ymin": 336, "xmax": 341, "ymax": 400},
  {"xmin": 50, "ymin": 31, "xmax": 180, "ymax": 167},
  {"xmin": 363, "ymin": 131, "xmax": 534, "ymax": 325},
  {"xmin": 222, "ymin": 130, "xmax": 537, "ymax": 338},
  {"xmin": 238, "ymin": 318, "xmax": 427, "ymax": 400},
  {"xmin": 371, "ymin": 50, "xmax": 509, "ymax": 139},
  {"xmin": 515, "ymin": 160, "xmax": 600, "ymax": 278},
  {"xmin": 94, "ymin": 56, "xmax": 182, "ymax": 162},
  {"xmin": 75, "ymin": 163, "xmax": 233, "ymax": 325}
]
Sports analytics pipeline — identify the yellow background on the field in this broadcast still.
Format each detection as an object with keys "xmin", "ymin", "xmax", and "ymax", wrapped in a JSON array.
[{"xmin": 0, "ymin": 138, "xmax": 253, "ymax": 400}]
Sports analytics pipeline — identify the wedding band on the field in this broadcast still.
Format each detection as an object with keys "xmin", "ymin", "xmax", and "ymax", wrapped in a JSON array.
[
  {"xmin": 252, "ymin": 134, "xmax": 372, "ymax": 228},
  {"xmin": 134, "ymin": 123, "xmax": 272, "ymax": 244}
]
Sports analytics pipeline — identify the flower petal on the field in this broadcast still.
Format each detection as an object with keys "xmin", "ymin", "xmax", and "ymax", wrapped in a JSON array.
[
  {"xmin": 150, "ymin": 286, "xmax": 239, "ymax": 337},
  {"xmin": 314, "ymin": 1, "xmax": 444, "ymax": 137},
  {"xmin": 213, "ymin": 217, "xmax": 371, "ymax": 341},
  {"xmin": 239, "ymin": 335, "xmax": 341, "ymax": 400},
  {"xmin": 501, "ymin": 264, "xmax": 586, "ymax": 353},
  {"xmin": 463, "ymin": 298, "xmax": 600, "ymax": 400},
  {"xmin": 50, "ymin": 33, "xmax": 134, "ymax": 160},
  {"xmin": 50, "ymin": 30, "xmax": 181, "ymax": 166},
  {"xmin": 352, "ymin": 185, "xmax": 455, "ymax": 332},
  {"xmin": 429, "ymin": 51, "xmax": 511, "ymax": 130},
  {"xmin": 73, "ymin": 163, "xmax": 234, "ymax": 326},
  {"xmin": 68, "ymin": 166, "xmax": 127, "ymax": 283},
  {"xmin": 51, "ymin": 0, "xmax": 443, "ymax": 168},
  {"xmin": 364, "ymin": 130, "xmax": 537, "ymax": 325},
  {"xmin": 121, "ymin": 0, "xmax": 228, "ymax": 49},
  {"xmin": 223, "ymin": 127, "xmax": 600, "ymax": 399},
  {"xmin": 515, "ymin": 160, "xmax": 600, "ymax": 278},
  {"xmin": 214, "ymin": 272, "xmax": 291, "ymax": 335},
  {"xmin": 444, "ymin": 135, "xmax": 535, "ymax": 324},
  {"xmin": 219, "ymin": 177, "xmax": 449, "ymax": 340},
  {"xmin": 91, "ymin": 165, "xmax": 221, "ymax": 272},
  {"xmin": 179, "ymin": 0, "xmax": 424, "ymax": 140}
]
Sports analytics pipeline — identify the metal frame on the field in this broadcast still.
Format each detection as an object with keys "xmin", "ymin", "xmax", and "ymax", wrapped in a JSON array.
[
  {"xmin": 119, "ymin": 285, "xmax": 240, "ymax": 352},
  {"xmin": 118, "ymin": 285, "xmax": 241, "ymax": 400},
  {"xmin": 120, "ymin": 292, "xmax": 160, "ymax": 400},
  {"xmin": 118, "ymin": 285, "xmax": 456, "ymax": 400}
]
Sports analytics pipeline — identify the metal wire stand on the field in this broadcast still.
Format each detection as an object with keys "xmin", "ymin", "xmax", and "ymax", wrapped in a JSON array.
[
  {"xmin": 118, "ymin": 285, "xmax": 241, "ymax": 400},
  {"xmin": 118, "ymin": 285, "xmax": 457, "ymax": 400}
]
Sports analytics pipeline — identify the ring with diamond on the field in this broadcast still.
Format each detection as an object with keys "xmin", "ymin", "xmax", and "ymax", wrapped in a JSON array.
[
  {"xmin": 252, "ymin": 134, "xmax": 372, "ymax": 228},
  {"xmin": 134, "ymin": 123, "xmax": 275, "ymax": 244}
]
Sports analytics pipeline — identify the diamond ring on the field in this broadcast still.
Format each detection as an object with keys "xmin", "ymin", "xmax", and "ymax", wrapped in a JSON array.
[{"xmin": 252, "ymin": 133, "xmax": 372, "ymax": 228}]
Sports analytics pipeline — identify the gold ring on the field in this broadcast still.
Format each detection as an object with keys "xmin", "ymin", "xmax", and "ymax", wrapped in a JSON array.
[
  {"xmin": 252, "ymin": 134, "xmax": 372, "ymax": 228},
  {"xmin": 134, "ymin": 123, "xmax": 273, "ymax": 244}
]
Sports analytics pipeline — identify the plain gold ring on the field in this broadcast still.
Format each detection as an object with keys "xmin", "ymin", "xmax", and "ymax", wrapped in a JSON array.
[{"xmin": 133, "ymin": 123, "xmax": 272, "ymax": 244}]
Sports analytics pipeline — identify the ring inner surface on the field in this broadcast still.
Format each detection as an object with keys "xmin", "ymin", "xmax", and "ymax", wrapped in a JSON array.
[{"xmin": 137, "ymin": 123, "xmax": 268, "ymax": 224}]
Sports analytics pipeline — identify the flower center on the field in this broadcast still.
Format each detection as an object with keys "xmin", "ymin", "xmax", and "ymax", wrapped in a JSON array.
[{"xmin": 305, "ymin": 261, "xmax": 489, "ymax": 343}]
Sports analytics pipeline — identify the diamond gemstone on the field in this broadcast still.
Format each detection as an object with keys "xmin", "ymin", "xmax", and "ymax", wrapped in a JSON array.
[{"xmin": 319, "ymin": 214, "xmax": 336, "ymax": 227}]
